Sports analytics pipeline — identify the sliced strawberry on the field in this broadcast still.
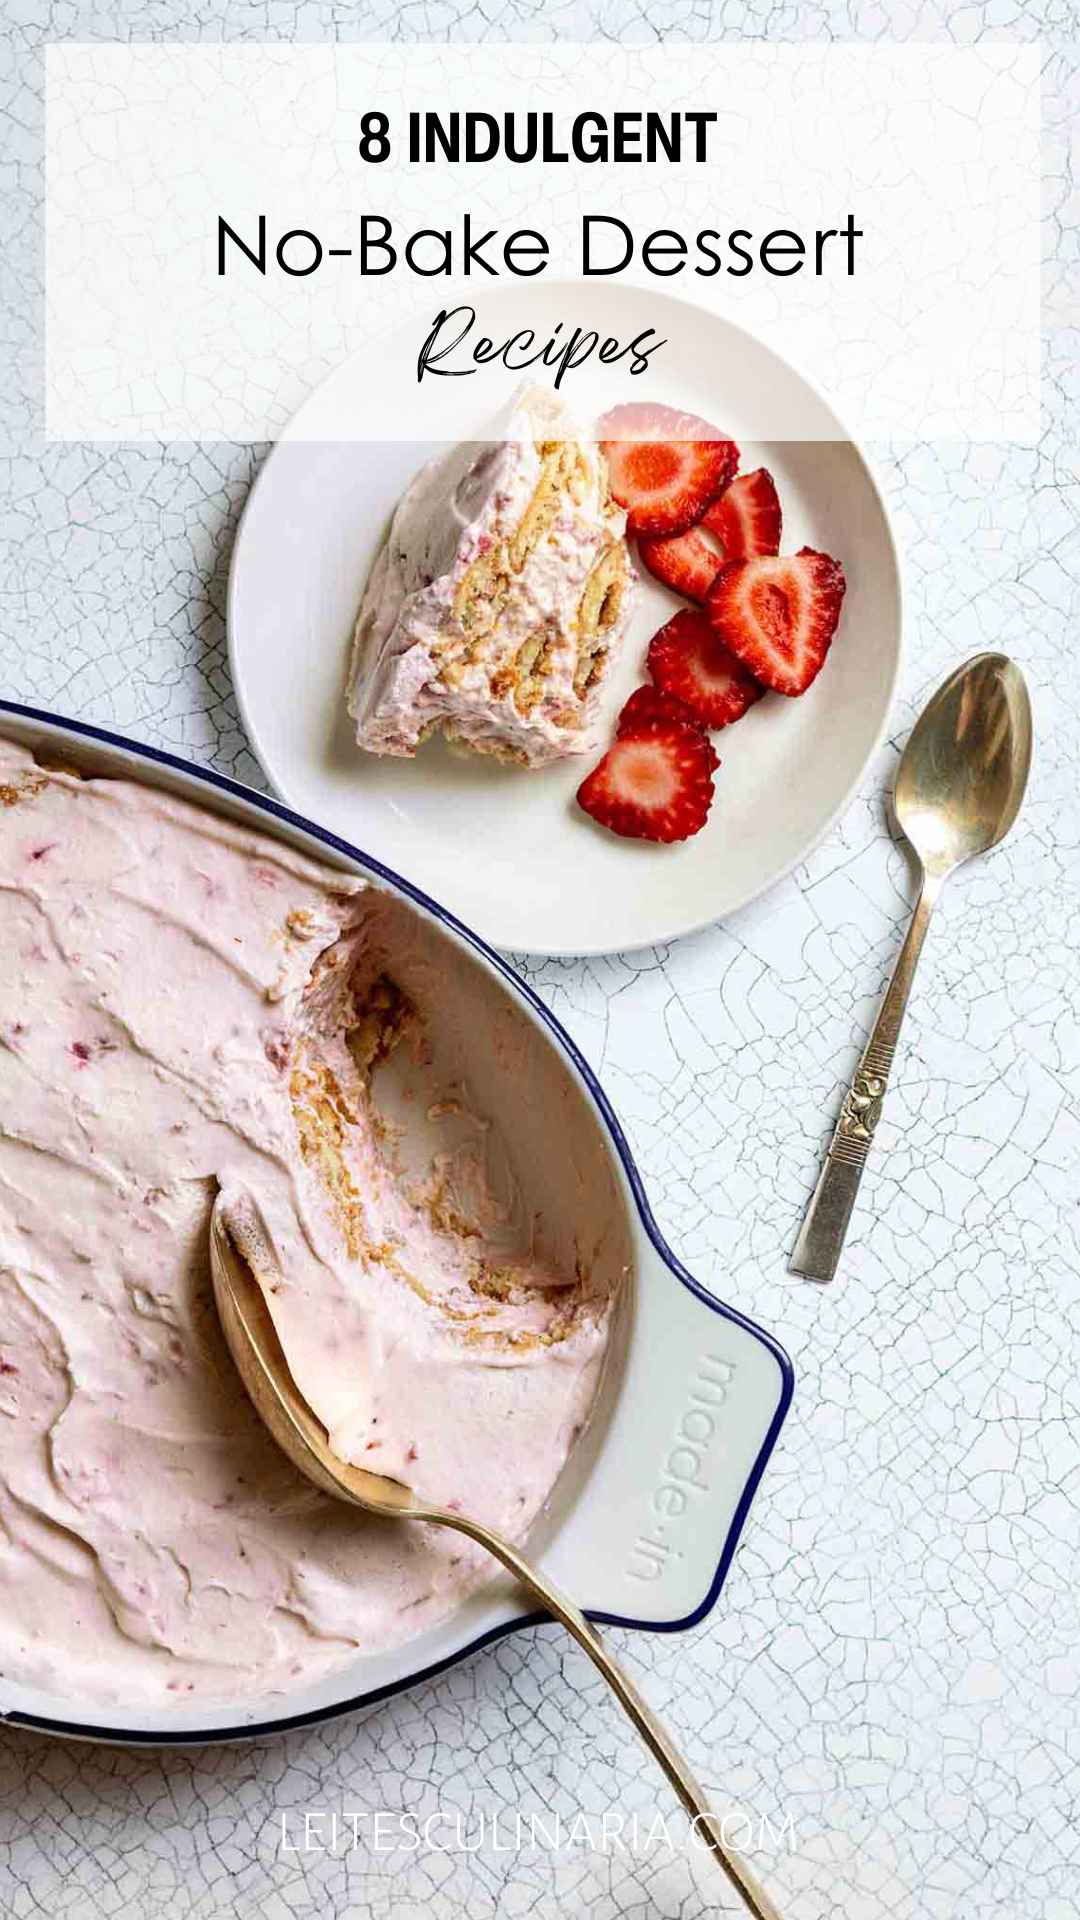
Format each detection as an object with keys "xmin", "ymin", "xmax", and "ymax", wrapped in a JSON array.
[
  {"xmin": 637, "ymin": 471, "xmax": 781, "ymax": 599},
  {"xmin": 701, "ymin": 469, "xmax": 782, "ymax": 560},
  {"xmin": 617, "ymin": 683, "xmax": 703, "ymax": 738},
  {"xmin": 707, "ymin": 549, "xmax": 846, "ymax": 696},
  {"xmin": 617, "ymin": 684, "xmax": 720, "ymax": 771},
  {"xmin": 576, "ymin": 722, "xmax": 715, "ymax": 843},
  {"xmin": 599, "ymin": 403, "xmax": 738, "ymax": 538},
  {"xmin": 638, "ymin": 527, "xmax": 723, "ymax": 603},
  {"xmin": 647, "ymin": 609, "xmax": 765, "ymax": 730}
]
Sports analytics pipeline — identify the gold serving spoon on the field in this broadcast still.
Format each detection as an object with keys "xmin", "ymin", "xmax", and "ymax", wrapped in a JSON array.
[
  {"xmin": 209, "ymin": 1192, "xmax": 783, "ymax": 1920},
  {"xmin": 791, "ymin": 652, "xmax": 1032, "ymax": 1283}
]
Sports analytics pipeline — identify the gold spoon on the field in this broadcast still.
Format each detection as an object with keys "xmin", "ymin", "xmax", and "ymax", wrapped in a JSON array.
[
  {"xmin": 209, "ymin": 1192, "xmax": 784, "ymax": 1920},
  {"xmin": 791, "ymin": 651, "xmax": 1033, "ymax": 1284}
]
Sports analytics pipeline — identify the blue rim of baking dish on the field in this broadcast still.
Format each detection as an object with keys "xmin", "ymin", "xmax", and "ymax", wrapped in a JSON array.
[{"xmin": 0, "ymin": 698, "xmax": 794, "ymax": 1748}]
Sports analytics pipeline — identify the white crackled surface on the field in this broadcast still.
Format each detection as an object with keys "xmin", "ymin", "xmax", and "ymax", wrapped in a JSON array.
[{"xmin": 0, "ymin": 5, "xmax": 1077, "ymax": 1919}]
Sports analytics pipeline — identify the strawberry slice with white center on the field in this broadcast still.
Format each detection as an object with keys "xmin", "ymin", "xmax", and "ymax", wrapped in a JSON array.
[
  {"xmin": 576, "ymin": 719, "xmax": 716, "ymax": 843},
  {"xmin": 701, "ymin": 468, "xmax": 782, "ymax": 560},
  {"xmin": 707, "ymin": 548, "xmax": 846, "ymax": 696},
  {"xmin": 598, "ymin": 403, "xmax": 738, "ymax": 538},
  {"xmin": 617, "ymin": 684, "xmax": 720, "ymax": 772},
  {"xmin": 637, "ymin": 527, "xmax": 723, "ymax": 603},
  {"xmin": 647, "ymin": 609, "xmax": 765, "ymax": 729},
  {"xmin": 639, "ymin": 467, "xmax": 783, "ymax": 602}
]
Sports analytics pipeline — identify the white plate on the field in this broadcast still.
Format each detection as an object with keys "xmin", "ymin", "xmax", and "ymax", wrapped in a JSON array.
[
  {"xmin": 228, "ymin": 283, "xmax": 902, "ymax": 956},
  {"xmin": 0, "ymin": 704, "xmax": 791, "ymax": 1745}
]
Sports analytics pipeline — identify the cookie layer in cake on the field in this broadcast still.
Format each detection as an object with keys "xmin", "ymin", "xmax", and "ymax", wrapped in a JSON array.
[
  {"xmin": 347, "ymin": 389, "xmax": 636, "ymax": 768},
  {"xmin": 0, "ymin": 742, "xmax": 625, "ymax": 1705}
]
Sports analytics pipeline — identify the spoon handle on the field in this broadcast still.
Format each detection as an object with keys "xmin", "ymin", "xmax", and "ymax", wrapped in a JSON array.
[
  {"xmin": 425, "ymin": 1508, "xmax": 784, "ymax": 1920},
  {"xmin": 790, "ymin": 875, "xmax": 939, "ymax": 1283}
]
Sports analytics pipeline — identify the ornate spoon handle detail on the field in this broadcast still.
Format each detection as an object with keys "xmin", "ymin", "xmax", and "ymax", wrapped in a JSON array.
[{"xmin": 790, "ymin": 875, "xmax": 939, "ymax": 1282}]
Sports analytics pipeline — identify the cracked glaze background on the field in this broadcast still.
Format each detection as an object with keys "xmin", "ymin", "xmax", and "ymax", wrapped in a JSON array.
[{"xmin": 1, "ymin": 4, "xmax": 1078, "ymax": 1918}]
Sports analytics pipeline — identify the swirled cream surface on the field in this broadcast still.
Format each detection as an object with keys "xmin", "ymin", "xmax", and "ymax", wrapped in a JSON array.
[{"xmin": 0, "ymin": 743, "xmax": 623, "ymax": 1707}]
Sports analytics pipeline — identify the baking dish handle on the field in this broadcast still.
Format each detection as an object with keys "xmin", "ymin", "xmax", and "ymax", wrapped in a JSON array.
[{"xmin": 548, "ymin": 1236, "xmax": 792, "ymax": 1628}]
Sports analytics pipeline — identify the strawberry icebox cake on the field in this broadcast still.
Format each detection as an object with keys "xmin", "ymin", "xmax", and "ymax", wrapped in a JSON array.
[
  {"xmin": 0, "ymin": 743, "xmax": 621, "ymax": 1706},
  {"xmin": 347, "ymin": 393, "xmax": 846, "ymax": 844},
  {"xmin": 348, "ymin": 386, "xmax": 635, "ymax": 768}
]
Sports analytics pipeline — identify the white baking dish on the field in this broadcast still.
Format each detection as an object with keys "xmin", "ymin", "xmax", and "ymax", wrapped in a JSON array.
[{"xmin": 0, "ymin": 701, "xmax": 793, "ymax": 1746}]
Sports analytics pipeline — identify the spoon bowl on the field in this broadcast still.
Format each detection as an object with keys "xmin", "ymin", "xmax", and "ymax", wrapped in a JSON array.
[
  {"xmin": 894, "ymin": 652, "xmax": 1033, "ymax": 879},
  {"xmin": 209, "ymin": 1195, "xmax": 417, "ymax": 1517}
]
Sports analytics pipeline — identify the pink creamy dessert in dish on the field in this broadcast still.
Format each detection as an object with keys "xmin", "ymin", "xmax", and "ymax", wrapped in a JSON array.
[
  {"xmin": 347, "ymin": 387, "xmax": 636, "ymax": 768},
  {"xmin": 0, "ymin": 742, "xmax": 624, "ymax": 1707}
]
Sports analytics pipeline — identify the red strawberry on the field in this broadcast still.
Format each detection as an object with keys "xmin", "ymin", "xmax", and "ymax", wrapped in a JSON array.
[
  {"xmin": 701, "ymin": 468, "xmax": 782, "ymax": 560},
  {"xmin": 638, "ymin": 527, "xmax": 722, "ymax": 603},
  {"xmin": 576, "ymin": 722, "xmax": 716, "ymax": 843},
  {"xmin": 647, "ymin": 609, "xmax": 765, "ymax": 730},
  {"xmin": 617, "ymin": 685, "xmax": 720, "ymax": 772},
  {"xmin": 599, "ymin": 403, "xmax": 738, "ymax": 538},
  {"xmin": 707, "ymin": 549, "xmax": 846, "ymax": 696}
]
